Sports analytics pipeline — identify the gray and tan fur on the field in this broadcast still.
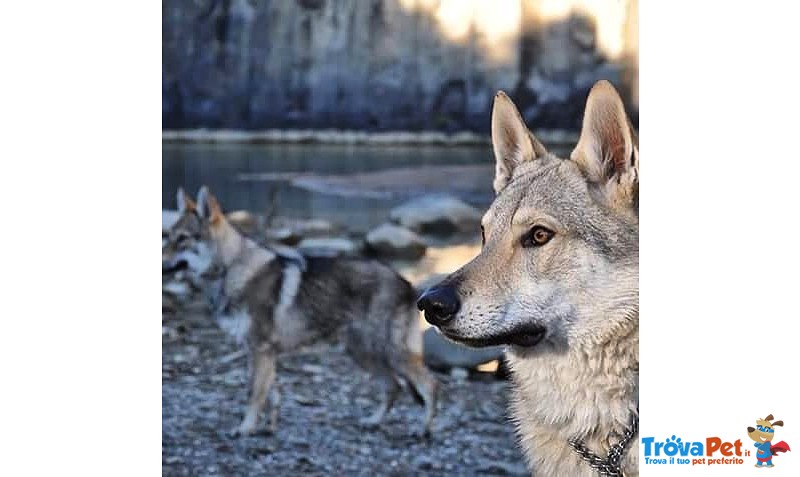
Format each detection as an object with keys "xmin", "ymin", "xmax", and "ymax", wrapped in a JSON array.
[
  {"xmin": 418, "ymin": 80, "xmax": 638, "ymax": 476},
  {"xmin": 163, "ymin": 187, "xmax": 437, "ymax": 437}
]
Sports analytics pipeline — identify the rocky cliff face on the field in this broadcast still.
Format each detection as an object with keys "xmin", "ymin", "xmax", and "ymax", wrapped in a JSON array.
[{"xmin": 163, "ymin": 0, "xmax": 638, "ymax": 132}]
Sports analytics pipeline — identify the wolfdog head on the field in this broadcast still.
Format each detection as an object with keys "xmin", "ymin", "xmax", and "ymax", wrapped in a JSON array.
[
  {"xmin": 418, "ymin": 81, "xmax": 638, "ymax": 353},
  {"xmin": 162, "ymin": 187, "xmax": 216, "ymax": 276},
  {"xmin": 162, "ymin": 185, "xmax": 243, "ymax": 277}
]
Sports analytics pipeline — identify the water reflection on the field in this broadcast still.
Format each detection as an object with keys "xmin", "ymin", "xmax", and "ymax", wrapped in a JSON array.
[{"xmin": 163, "ymin": 143, "xmax": 496, "ymax": 233}]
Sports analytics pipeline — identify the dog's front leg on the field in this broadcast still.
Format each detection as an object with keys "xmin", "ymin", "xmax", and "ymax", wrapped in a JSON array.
[{"xmin": 232, "ymin": 347, "xmax": 276, "ymax": 437}]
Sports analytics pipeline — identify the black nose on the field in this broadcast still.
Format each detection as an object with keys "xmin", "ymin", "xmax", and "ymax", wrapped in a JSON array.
[{"xmin": 417, "ymin": 286, "xmax": 460, "ymax": 326}]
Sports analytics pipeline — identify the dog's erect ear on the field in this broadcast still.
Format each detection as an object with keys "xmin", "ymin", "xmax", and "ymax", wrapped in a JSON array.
[
  {"xmin": 196, "ymin": 186, "xmax": 209, "ymax": 218},
  {"xmin": 491, "ymin": 91, "xmax": 547, "ymax": 194},
  {"xmin": 196, "ymin": 186, "xmax": 224, "ymax": 224},
  {"xmin": 765, "ymin": 414, "xmax": 774, "ymax": 421},
  {"xmin": 177, "ymin": 187, "xmax": 196, "ymax": 214},
  {"xmin": 772, "ymin": 420, "xmax": 784, "ymax": 427},
  {"xmin": 571, "ymin": 80, "xmax": 638, "ymax": 212}
]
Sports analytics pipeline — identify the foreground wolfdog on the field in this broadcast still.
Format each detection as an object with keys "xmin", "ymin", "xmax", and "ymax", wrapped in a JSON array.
[
  {"xmin": 418, "ymin": 81, "xmax": 638, "ymax": 476},
  {"xmin": 163, "ymin": 187, "xmax": 437, "ymax": 437}
]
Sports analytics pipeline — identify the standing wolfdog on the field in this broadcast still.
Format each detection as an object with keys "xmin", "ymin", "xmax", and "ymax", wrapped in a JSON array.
[
  {"xmin": 163, "ymin": 187, "xmax": 437, "ymax": 437},
  {"xmin": 418, "ymin": 81, "xmax": 638, "ymax": 476}
]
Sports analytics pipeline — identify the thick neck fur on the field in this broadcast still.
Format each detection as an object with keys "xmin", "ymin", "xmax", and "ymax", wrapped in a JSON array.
[
  {"xmin": 506, "ymin": 311, "xmax": 639, "ymax": 476},
  {"xmin": 211, "ymin": 219, "xmax": 276, "ymax": 299},
  {"xmin": 213, "ymin": 219, "xmax": 247, "ymax": 267}
]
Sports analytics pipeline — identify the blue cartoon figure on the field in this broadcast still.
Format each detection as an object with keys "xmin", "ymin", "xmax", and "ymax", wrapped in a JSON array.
[{"xmin": 747, "ymin": 414, "xmax": 791, "ymax": 468}]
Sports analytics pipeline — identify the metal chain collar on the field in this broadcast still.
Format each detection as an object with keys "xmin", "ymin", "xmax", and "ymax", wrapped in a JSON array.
[{"xmin": 568, "ymin": 411, "xmax": 639, "ymax": 477}]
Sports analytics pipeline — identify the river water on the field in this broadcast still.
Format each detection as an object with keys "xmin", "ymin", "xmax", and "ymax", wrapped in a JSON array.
[{"xmin": 162, "ymin": 142, "xmax": 503, "ymax": 231}]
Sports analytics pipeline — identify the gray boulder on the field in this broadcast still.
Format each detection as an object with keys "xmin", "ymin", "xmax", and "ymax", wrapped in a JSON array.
[
  {"xmin": 415, "ymin": 273, "xmax": 448, "ymax": 293},
  {"xmin": 296, "ymin": 237, "xmax": 360, "ymax": 257},
  {"xmin": 267, "ymin": 217, "xmax": 338, "ymax": 245},
  {"xmin": 389, "ymin": 195, "xmax": 482, "ymax": 235},
  {"xmin": 226, "ymin": 210, "xmax": 259, "ymax": 236},
  {"xmin": 365, "ymin": 223, "xmax": 427, "ymax": 260}
]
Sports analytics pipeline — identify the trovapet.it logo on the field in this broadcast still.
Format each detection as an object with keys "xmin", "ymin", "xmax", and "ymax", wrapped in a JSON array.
[
  {"xmin": 642, "ymin": 435, "xmax": 746, "ymax": 467},
  {"xmin": 642, "ymin": 413, "xmax": 791, "ymax": 469}
]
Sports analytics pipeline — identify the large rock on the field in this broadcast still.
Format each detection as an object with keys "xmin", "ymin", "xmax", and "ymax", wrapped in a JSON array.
[
  {"xmin": 365, "ymin": 223, "xmax": 426, "ymax": 260},
  {"xmin": 423, "ymin": 327, "xmax": 504, "ymax": 372},
  {"xmin": 267, "ymin": 217, "xmax": 338, "ymax": 245},
  {"xmin": 415, "ymin": 273, "xmax": 448, "ymax": 292},
  {"xmin": 226, "ymin": 210, "xmax": 259, "ymax": 236},
  {"xmin": 296, "ymin": 237, "xmax": 360, "ymax": 257},
  {"xmin": 390, "ymin": 195, "xmax": 482, "ymax": 234}
]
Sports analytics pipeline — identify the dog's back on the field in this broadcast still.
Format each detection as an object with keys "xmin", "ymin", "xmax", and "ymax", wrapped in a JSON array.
[
  {"xmin": 296, "ymin": 257, "xmax": 419, "ymax": 348},
  {"xmin": 235, "ymin": 255, "xmax": 417, "ymax": 349}
]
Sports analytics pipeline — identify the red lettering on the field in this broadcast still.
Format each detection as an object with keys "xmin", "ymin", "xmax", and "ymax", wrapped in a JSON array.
[
  {"xmin": 733, "ymin": 439, "xmax": 742, "ymax": 456},
  {"xmin": 720, "ymin": 442, "xmax": 733, "ymax": 456},
  {"xmin": 706, "ymin": 437, "xmax": 721, "ymax": 456}
]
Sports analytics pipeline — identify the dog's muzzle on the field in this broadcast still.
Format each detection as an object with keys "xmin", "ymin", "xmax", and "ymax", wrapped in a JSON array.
[
  {"xmin": 162, "ymin": 259, "xmax": 189, "ymax": 274},
  {"xmin": 417, "ymin": 285, "xmax": 460, "ymax": 327}
]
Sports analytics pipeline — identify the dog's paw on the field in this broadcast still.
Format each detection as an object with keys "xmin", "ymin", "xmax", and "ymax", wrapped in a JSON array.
[
  {"xmin": 268, "ymin": 411, "xmax": 279, "ymax": 434},
  {"xmin": 228, "ymin": 422, "xmax": 257, "ymax": 438}
]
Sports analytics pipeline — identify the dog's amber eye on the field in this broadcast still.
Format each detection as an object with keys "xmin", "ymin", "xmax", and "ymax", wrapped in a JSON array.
[{"xmin": 522, "ymin": 226, "xmax": 555, "ymax": 248}]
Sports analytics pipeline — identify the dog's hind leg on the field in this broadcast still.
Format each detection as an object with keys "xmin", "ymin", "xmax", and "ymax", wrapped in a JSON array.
[
  {"xmin": 343, "ymin": 322, "xmax": 400, "ymax": 428},
  {"xmin": 393, "ymin": 354, "xmax": 438, "ymax": 436},
  {"xmin": 267, "ymin": 382, "xmax": 280, "ymax": 433},
  {"xmin": 387, "ymin": 303, "xmax": 438, "ymax": 436},
  {"xmin": 232, "ymin": 347, "xmax": 276, "ymax": 437},
  {"xmin": 359, "ymin": 373, "xmax": 400, "ymax": 428}
]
